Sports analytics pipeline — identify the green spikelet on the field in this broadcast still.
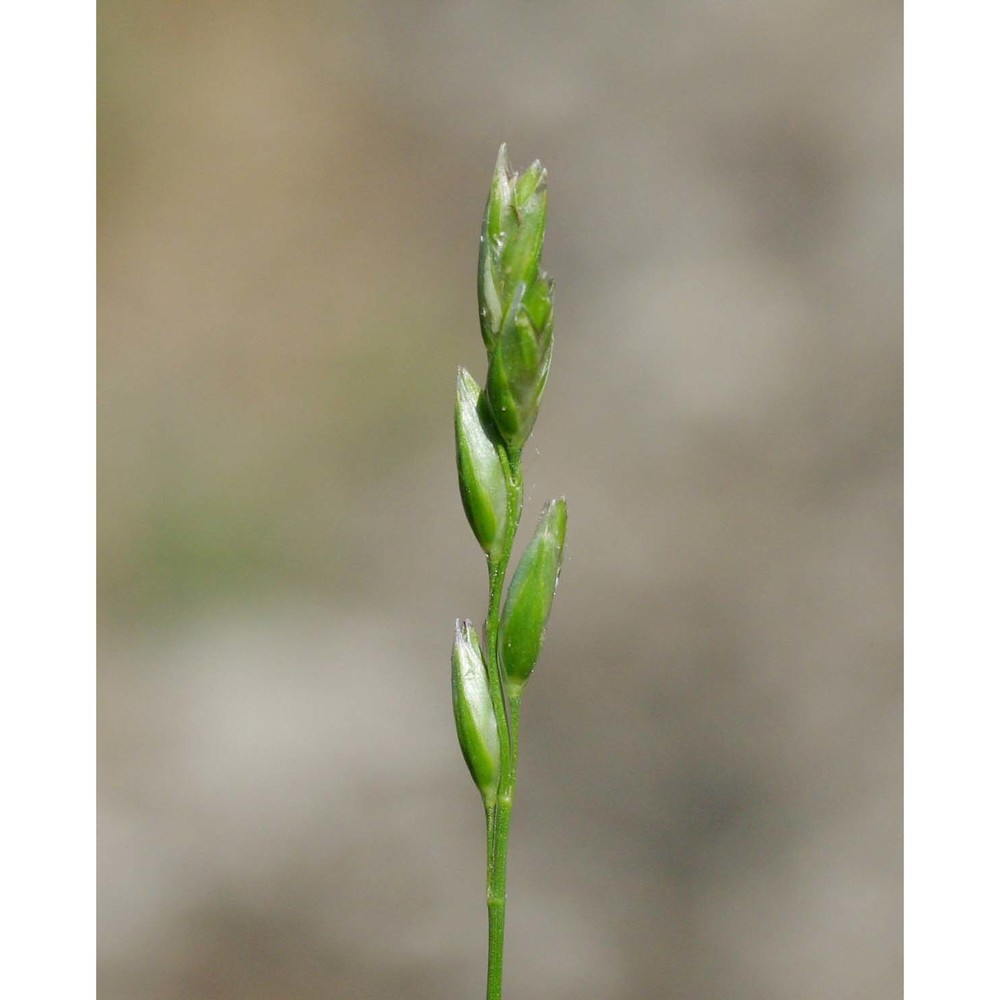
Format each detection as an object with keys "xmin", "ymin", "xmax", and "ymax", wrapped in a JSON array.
[
  {"xmin": 455, "ymin": 367, "xmax": 509, "ymax": 558},
  {"xmin": 498, "ymin": 498, "xmax": 567, "ymax": 696},
  {"xmin": 478, "ymin": 145, "xmax": 555, "ymax": 453},
  {"xmin": 451, "ymin": 619, "xmax": 501, "ymax": 806}
]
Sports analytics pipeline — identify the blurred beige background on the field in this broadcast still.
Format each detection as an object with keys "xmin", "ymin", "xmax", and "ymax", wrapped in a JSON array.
[{"xmin": 98, "ymin": 2, "xmax": 902, "ymax": 998}]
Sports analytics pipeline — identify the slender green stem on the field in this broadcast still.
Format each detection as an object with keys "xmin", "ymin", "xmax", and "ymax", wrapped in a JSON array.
[
  {"xmin": 486, "ymin": 694, "xmax": 524, "ymax": 999},
  {"xmin": 483, "ymin": 450, "xmax": 523, "ymax": 1000}
]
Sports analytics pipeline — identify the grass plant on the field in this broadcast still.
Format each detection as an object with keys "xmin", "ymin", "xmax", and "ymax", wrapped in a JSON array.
[{"xmin": 451, "ymin": 145, "xmax": 567, "ymax": 1000}]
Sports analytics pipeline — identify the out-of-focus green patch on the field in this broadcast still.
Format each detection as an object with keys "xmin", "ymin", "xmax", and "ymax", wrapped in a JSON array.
[
  {"xmin": 99, "ymin": 291, "xmax": 464, "ymax": 626},
  {"xmin": 100, "ymin": 494, "xmax": 283, "ymax": 623}
]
